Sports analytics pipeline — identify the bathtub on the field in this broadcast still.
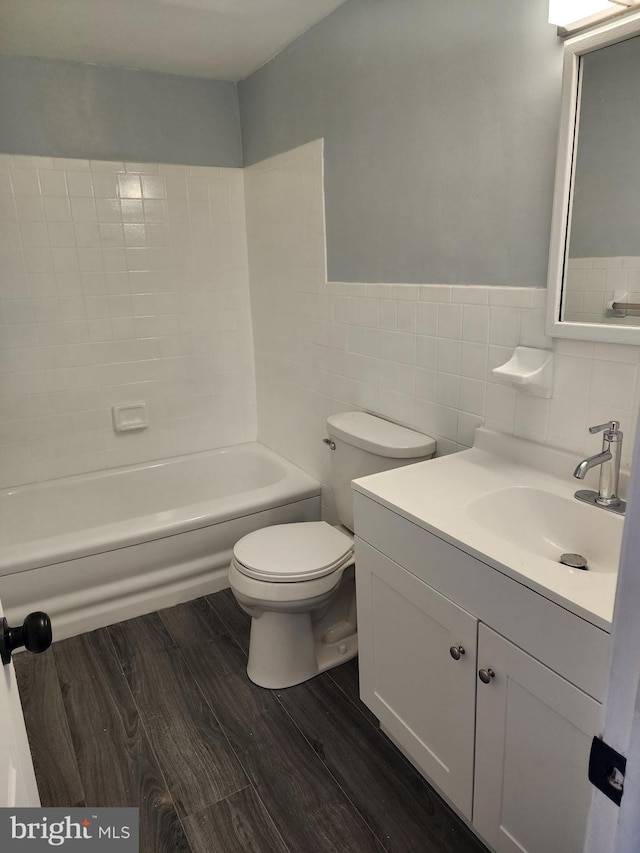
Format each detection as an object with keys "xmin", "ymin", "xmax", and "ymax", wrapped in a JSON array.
[{"xmin": 0, "ymin": 444, "xmax": 320, "ymax": 641}]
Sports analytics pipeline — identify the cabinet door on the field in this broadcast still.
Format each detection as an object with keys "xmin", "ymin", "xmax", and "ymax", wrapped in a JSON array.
[
  {"xmin": 474, "ymin": 624, "xmax": 601, "ymax": 853},
  {"xmin": 356, "ymin": 540, "xmax": 478, "ymax": 818}
]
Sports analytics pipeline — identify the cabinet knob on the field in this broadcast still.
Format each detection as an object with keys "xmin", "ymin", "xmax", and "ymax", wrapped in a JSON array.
[
  {"xmin": 478, "ymin": 667, "xmax": 496, "ymax": 684},
  {"xmin": 449, "ymin": 645, "xmax": 465, "ymax": 660}
]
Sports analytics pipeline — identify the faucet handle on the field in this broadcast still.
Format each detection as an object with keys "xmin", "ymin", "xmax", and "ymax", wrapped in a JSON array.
[{"xmin": 589, "ymin": 420, "xmax": 620, "ymax": 435}]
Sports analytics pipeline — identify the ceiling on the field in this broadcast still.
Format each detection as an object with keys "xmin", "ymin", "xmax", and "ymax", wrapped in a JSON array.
[{"xmin": 0, "ymin": 0, "xmax": 350, "ymax": 81}]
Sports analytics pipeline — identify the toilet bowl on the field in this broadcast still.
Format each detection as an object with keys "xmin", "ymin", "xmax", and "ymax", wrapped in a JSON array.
[
  {"xmin": 229, "ymin": 412, "xmax": 436, "ymax": 689},
  {"xmin": 230, "ymin": 522, "xmax": 356, "ymax": 688}
]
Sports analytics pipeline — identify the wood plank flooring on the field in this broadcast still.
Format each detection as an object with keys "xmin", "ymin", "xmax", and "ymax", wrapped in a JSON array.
[{"xmin": 14, "ymin": 589, "xmax": 489, "ymax": 853}]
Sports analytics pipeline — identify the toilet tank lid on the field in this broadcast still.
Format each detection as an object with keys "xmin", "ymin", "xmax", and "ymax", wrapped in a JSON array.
[{"xmin": 327, "ymin": 412, "xmax": 436, "ymax": 459}]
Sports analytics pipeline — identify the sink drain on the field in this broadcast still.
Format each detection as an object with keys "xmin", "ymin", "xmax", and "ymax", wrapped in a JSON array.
[{"xmin": 560, "ymin": 553, "xmax": 588, "ymax": 570}]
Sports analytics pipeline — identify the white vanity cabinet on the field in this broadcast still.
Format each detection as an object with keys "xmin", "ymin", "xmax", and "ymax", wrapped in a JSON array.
[
  {"xmin": 354, "ymin": 492, "xmax": 609, "ymax": 853},
  {"xmin": 357, "ymin": 542, "xmax": 478, "ymax": 818},
  {"xmin": 473, "ymin": 624, "xmax": 601, "ymax": 853}
]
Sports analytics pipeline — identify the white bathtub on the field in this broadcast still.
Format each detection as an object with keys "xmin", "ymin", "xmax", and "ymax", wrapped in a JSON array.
[{"xmin": 0, "ymin": 444, "xmax": 320, "ymax": 641}]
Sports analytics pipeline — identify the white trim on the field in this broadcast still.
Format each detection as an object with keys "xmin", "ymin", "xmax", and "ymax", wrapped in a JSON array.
[
  {"xmin": 546, "ymin": 10, "xmax": 640, "ymax": 345},
  {"xmin": 584, "ymin": 395, "xmax": 640, "ymax": 852}
]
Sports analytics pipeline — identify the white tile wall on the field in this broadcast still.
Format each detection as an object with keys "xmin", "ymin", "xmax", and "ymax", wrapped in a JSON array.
[
  {"xmin": 244, "ymin": 140, "xmax": 640, "ymax": 521},
  {"xmin": 565, "ymin": 256, "xmax": 640, "ymax": 323},
  {"xmin": 0, "ymin": 154, "xmax": 256, "ymax": 486},
  {"xmin": 4, "ymin": 142, "xmax": 638, "ymax": 503}
]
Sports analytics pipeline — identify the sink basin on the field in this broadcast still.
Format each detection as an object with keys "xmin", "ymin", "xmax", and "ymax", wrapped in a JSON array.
[
  {"xmin": 352, "ymin": 427, "xmax": 625, "ymax": 628},
  {"xmin": 466, "ymin": 487, "xmax": 623, "ymax": 574}
]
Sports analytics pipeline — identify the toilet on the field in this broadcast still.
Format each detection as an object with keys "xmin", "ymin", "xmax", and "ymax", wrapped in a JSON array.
[{"xmin": 228, "ymin": 412, "xmax": 436, "ymax": 688}]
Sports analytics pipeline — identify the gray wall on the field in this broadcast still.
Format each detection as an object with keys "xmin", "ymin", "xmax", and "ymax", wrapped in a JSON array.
[
  {"xmin": 239, "ymin": 0, "xmax": 564, "ymax": 286},
  {"xmin": 0, "ymin": 56, "xmax": 242, "ymax": 166},
  {"xmin": 569, "ymin": 35, "xmax": 640, "ymax": 259}
]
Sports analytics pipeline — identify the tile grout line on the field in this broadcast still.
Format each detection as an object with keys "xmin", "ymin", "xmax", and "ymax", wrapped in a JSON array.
[
  {"xmin": 168, "ymin": 597, "xmax": 386, "ymax": 851},
  {"xmin": 272, "ymin": 690, "xmax": 388, "ymax": 853},
  {"xmin": 50, "ymin": 642, "xmax": 89, "ymax": 807},
  {"xmin": 101, "ymin": 626, "xmax": 196, "ymax": 853},
  {"xmin": 246, "ymin": 786, "xmax": 293, "ymax": 853},
  {"xmin": 24, "ymin": 647, "xmax": 86, "ymax": 808},
  {"xmin": 203, "ymin": 596, "xmax": 250, "ymax": 655},
  {"xmin": 325, "ymin": 666, "xmax": 382, "ymax": 731},
  {"xmin": 152, "ymin": 607, "xmax": 262, "ymax": 817},
  {"xmin": 180, "ymin": 783, "xmax": 293, "ymax": 853},
  {"xmin": 106, "ymin": 613, "xmax": 293, "ymax": 850},
  {"xmin": 202, "ymin": 592, "xmax": 480, "ymax": 852},
  {"xmin": 205, "ymin": 592, "xmax": 388, "ymax": 850},
  {"xmin": 25, "ymin": 596, "xmax": 489, "ymax": 853}
]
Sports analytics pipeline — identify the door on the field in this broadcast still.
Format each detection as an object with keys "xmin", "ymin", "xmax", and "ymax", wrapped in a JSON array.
[
  {"xmin": 474, "ymin": 623, "xmax": 601, "ymax": 853},
  {"xmin": 356, "ymin": 540, "xmax": 478, "ymax": 818},
  {"xmin": 0, "ymin": 595, "xmax": 40, "ymax": 807}
]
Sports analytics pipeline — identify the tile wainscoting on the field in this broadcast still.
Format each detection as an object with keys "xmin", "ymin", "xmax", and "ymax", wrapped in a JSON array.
[{"xmin": 244, "ymin": 140, "xmax": 640, "ymax": 521}]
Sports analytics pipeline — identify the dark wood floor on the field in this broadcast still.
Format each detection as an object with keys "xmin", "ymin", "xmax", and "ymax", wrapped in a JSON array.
[{"xmin": 14, "ymin": 590, "xmax": 488, "ymax": 853}]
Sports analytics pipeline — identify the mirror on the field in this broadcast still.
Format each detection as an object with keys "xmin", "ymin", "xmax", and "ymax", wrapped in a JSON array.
[{"xmin": 546, "ymin": 11, "xmax": 640, "ymax": 344}]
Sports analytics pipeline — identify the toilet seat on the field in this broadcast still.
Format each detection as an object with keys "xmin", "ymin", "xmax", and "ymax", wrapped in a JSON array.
[{"xmin": 232, "ymin": 522, "xmax": 353, "ymax": 583}]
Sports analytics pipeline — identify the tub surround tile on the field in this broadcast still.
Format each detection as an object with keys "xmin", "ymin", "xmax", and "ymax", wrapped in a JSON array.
[{"xmin": 0, "ymin": 154, "xmax": 255, "ymax": 488}]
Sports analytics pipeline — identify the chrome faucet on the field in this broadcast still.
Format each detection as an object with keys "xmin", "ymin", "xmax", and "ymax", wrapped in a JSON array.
[{"xmin": 573, "ymin": 420, "xmax": 626, "ymax": 515}]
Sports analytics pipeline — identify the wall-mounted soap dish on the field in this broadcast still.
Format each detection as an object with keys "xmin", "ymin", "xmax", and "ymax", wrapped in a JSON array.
[
  {"xmin": 112, "ymin": 402, "xmax": 148, "ymax": 432},
  {"xmin": 491, "ymin": 347, "xmax": 553, "ymax": 398}
]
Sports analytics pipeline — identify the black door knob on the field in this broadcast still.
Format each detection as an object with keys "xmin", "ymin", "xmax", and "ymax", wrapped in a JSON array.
[{"xmin": 0, "ymin": 612, "xmax": 52, "ymax": 664}]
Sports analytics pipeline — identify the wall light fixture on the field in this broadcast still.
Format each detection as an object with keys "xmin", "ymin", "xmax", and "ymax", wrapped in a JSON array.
[{"xmin": 549, "ymin": 0, "xmax": 637, "ymax": 32}]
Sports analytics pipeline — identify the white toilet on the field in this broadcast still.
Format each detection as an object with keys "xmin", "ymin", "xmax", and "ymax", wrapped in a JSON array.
[{"xmin": 228, "ymin": 412, "xmax": 436, "ymax": 689}]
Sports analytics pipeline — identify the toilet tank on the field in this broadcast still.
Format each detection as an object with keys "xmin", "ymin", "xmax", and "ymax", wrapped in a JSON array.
[{"xmin": 326, "ymin": 412, "xmax": 436, "ymax": 531}]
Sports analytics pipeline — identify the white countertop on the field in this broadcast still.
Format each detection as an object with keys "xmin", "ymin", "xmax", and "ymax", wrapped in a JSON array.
[{"xmin": 353, "ymin": 429, "xmax": 623, "ymax": 631}]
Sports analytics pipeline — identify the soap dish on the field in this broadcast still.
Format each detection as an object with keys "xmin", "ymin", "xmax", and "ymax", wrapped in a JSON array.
[
  {"xmin": 112, "ymin": 402, "xmax": 148, "ymax": 432},
  {"xmin": 491, "ymin": 347, "xmax": 553, "ymax": 398}
]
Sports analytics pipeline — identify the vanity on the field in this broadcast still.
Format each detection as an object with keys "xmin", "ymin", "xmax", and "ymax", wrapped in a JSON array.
[{"xmin": 352, "ymin": 428, "xmax": 622, "ymax": 853}]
